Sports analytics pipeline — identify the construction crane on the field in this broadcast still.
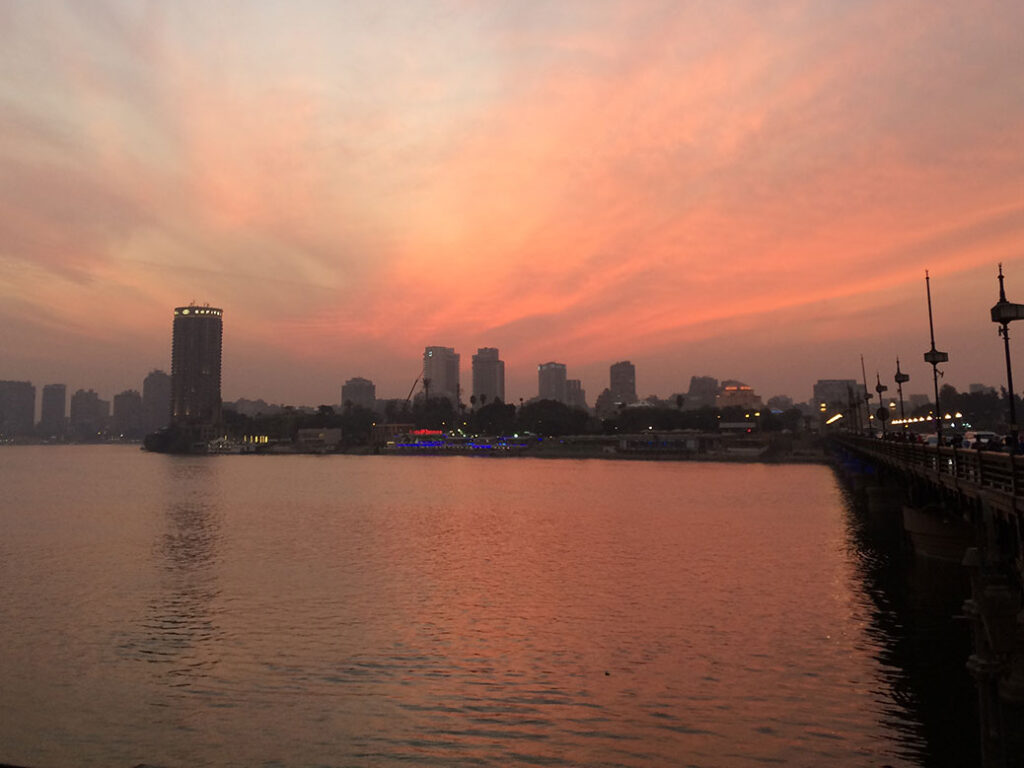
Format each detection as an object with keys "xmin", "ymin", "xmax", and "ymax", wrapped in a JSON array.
[{"xmin": 405, "ymin": 374, "xmax": 421, "ymax": 404}]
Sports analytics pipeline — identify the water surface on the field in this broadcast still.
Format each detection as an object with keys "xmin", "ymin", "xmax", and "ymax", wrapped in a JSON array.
[{"xmin": 0, "ymin": 447, "xmax": 972, "ymax": 766}]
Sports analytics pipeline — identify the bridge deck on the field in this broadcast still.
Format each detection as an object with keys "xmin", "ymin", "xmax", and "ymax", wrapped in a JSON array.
[{"xmin": 835, "ymin": 436, "xmax": 1023, "ymax": 514}]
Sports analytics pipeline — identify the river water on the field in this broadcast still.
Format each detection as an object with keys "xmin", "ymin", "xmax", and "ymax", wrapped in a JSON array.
[{"xmin": 0, "ymin": 446, "xmax": 976, "ymax": 767}]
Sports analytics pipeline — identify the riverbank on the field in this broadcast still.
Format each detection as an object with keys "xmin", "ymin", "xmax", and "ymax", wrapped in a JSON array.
[{"xmin": 374, "ymin": 432, "xmax": 828, "ymax": 463}]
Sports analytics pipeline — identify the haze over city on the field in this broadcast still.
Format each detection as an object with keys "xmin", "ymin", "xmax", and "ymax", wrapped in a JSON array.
[{"xmin": 2, "ymin": 1, "xmax": 1023, "ymax": 405}]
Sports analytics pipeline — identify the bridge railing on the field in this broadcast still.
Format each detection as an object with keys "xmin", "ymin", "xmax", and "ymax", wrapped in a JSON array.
[{"xmin": 836, "ymin": 435, "xmax": 1020, "ymax": 496}]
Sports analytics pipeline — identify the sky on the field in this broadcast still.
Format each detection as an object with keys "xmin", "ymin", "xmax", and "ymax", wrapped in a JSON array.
[{"xmin": 1, "ymin": 0, "xmax": 1023, "ymax": 407}]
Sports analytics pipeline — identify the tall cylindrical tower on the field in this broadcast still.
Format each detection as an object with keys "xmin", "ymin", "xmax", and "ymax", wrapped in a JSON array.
[{"xmin": 170, "ymin": 305, "xmax": 223, "ymax": 426}]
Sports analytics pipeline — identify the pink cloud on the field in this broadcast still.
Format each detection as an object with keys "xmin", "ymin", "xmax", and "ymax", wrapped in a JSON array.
[{"xmin": 2, "ymin": 1, "xmax": 1023, "ymax": 403}]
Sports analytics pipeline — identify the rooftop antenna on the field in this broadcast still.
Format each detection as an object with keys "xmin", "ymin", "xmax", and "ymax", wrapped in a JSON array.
[{"xmin": 923, "ymin": 271, "xmax": 949, "ymax": 444}]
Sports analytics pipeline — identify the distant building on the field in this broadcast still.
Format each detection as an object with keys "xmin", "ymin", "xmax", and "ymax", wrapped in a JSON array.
[
  {"xmin": 566, "ymin": 379, "xmax": 587, "ymax": 411},
  {"xmin": 766, "ymin": 394, "xmax": 794, "ymax": 412},
  {"xmin": 594, "ymin": 388, "xmax": 616, "ymax": 418},
  {"xmin": 226, "ymin": 398, "xmax": 285, "ymax": 417},
  {"xmin": 609, "ymin": 361, "xmax": 637, "ymax": 405},
  {"xmin": 969, "ymin": 383, "xmax": 997, "ymax": 396},
  {"xmin": 113, "ymin": 390, "xmax": 144, "ymax": 438},
  {"xmin": 39, "ymin": 383, "xmax": 66, "ymax": 437},
  {"xmin": 171, "ymin": 305, "xmax": 223, "ymax": 427},
  {"xmin": 538, "ymin": 362, "xmax": 567, "ymax": 403},
  {"xmin": 70, "ymin": 389, "xmax": 109, "ymax": 440},
  {"xmin": 472, "ymin": 348, "xmax": 505, "ymax": 405},
  {"xmin": 812, "ymin": 379, "xmax": 866, "ymax": 415},
  {"xmin": 716, "ymin": 380, "xmax": 762, "ymax": 409},
  {"xmin": 295, "ymin": 427, "xmax": 342, "ymax": 453},
  {"xmin": 0, "ymin": 380, "xmax": 35, "ymax": 438},
  {"xmin": 686, "ymin": 376, "xmax": 719, "ymax": 410},
  {"xmin": 342, "ymin": 377, "xmax": 376, "ymax": 410},
  {"xmin": 908, "ymin": 394, "xmax": 931, "ymax": 412},
  {"xmin": 142, "ymin": 370, "xmax": 171, "ymax": 434},
  {"xmin": 423, "ymin": 346, "xmax": 460, "ymax": 406}
]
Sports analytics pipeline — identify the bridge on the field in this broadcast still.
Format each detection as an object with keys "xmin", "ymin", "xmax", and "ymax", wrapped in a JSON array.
[
  {"xmin": 838, "ymin": 434, "xmax": 1024, "ymax": 507},
  {"xmin": 833, "ymin": 435, "xmax": 1024, "ymax": 768}
]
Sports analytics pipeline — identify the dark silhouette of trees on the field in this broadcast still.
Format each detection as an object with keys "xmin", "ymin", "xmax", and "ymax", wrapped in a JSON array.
[
  {"xmin": 475, "ymin": 399, "xmax": 517, "ymax": 435},
  {"xmin": 338, "ymin": 405, "xmax": 375, "ymax": 444},
  {"xmin": 383, "ymin": 399, "xmax": 413, "ymax": 424},
  {"xmin": 758, "ymin": 408, "xmax": 803, "ymax": 432},
  {"xmin": 413, "ymin": 396, "xmax": 455, "ymax": 430},
  {"xmin": 518, "ymin": 399, "xmax": 589, "ymax": 436},
  {"xmin": 606, "ymin": 406, "xmax": 685, "ymax": 433},
  {"xmin": 906, "ymin": 384, "xmax": 1014, "ymax": 432},
  {"xmin": 222, "ymin": 407, "xmax": 254, "ymax": 436},
  {"xmin": 602, "ymin": 405, "xmax": 728, "ymax": 433}
]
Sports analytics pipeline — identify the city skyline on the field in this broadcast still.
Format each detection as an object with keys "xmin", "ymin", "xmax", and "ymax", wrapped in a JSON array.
[
  {"xmin": 4, "ymin": 316, "xmax": 1022, "ymax": 417},
  {"xmin": 2, "ymin": 2, "xmax": 1023, "ymax": 405},
  {"xmin": 5, "ymin": 335, "xmax": 1002, "ymax": 423}
]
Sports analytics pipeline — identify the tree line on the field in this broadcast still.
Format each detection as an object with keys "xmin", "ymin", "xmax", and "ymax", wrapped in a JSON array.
[{"xmin": 222, "ymin": 397, "xmax": 806, "ymax": 445}]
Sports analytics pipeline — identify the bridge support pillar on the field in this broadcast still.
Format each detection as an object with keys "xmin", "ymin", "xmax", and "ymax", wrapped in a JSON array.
[
  {"xmin": 832, "ymin": 436, "xmax": 1024, "ymax": 765},
  {"xmin": 963, "ymin": 527, "xmax": 1024, "ymax": 767},
  {"xmin": 865, "ymin": 484, "xmax": 904, "ymax": 537}
]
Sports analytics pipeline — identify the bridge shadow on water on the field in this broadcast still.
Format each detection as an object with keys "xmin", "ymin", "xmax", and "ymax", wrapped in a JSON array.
[{"xmin": 839, "ymin": 484, "xmax": 980, "ymax": 768}]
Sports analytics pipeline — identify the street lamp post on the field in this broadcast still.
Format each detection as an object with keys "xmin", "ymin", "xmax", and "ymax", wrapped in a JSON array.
[
  {"xmin": 990, "ymin": 263, "xmax": 1024, "ymax": 452},
  {"xmin": 847, "ymin": 384, "xmax": 861, "ymax": 434},
  {"xmin": 894, "ymin": 357, "xmax": 909, "ymax": 427},
  {"xmin": 875, "ymin": 373, "xmax": 889, "ymax": 437},
  {"xmin": 923, "ymin": 271, "xmax": 949, "ymax": 445},
  {"xmin": 860, "ymin": 354, "xmax": 872, "ymax": 435}
]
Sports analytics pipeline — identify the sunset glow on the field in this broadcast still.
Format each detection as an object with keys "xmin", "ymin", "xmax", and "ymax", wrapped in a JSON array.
[{"xmin": 2, "ymin": 1, "xmax": 1023, "ymax": 404}]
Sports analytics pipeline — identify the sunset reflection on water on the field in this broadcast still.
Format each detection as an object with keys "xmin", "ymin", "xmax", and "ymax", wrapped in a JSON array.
[{"xmin": 0, "ymin": 447, "xmax": 972, "ymax": 767}]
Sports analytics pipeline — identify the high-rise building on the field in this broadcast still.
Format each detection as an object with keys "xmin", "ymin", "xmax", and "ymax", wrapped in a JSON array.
[
  {"xmin": 472, "ymin": 348, "xmax": 505, "ymax": 404},
  {"xmin": 609, "ymin": 361, "xmax": 637, "ymax": 405},
  {"xmin": 69, "ymin": 389, "xmax": 109, "ymax": 440},
  {"xmin": 0, "ymin": 380, "xmax": 35, "ymax": 438},
  {"xmin": 686, "ymin": 376, "xmax": 719, "ymax": 410},
  {"xmin": 566, "ymin": 379, "xmax": 587, "ymax": 411},
  {"xmin": 39, "ymin": 383, "xmax": 66, "ymax": 437},
  {"xmin": 142, "ymin": 370, "xmax": 171, "ymax": 434},
  {"xmin": 423, "ymin": 346, "xmax": 460, "ymax": 405},
  {"xmin": 113, "ymin": 389, "xmax": 144, "ymax": 437},
  {"xmin": 171, "ymin": 305, "xmax": 223, "ymax": 426},
  {"xmin": 342, "ymin": 377, "xmax": 376, "ymax": 410},
  {"xmin": 538, "ymin": 362, "xmax": 567, "ymax": 404}
]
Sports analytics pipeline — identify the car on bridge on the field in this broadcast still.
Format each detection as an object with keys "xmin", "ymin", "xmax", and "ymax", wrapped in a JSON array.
[{"xmin": 962, "ymin": 431, "xmax": 1001, "ymax": 449}]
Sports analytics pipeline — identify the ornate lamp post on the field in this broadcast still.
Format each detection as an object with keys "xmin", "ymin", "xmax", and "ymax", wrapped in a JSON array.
[
  {"xmin": 990, "ymin": 263, "xmax": 1024, "ymax": 451},
  {"xmin": 923, "ymin": 271, "xmax": 949, "ymax": 444},
  {"xmin": 875, "ymin": 372, "xmax": 889, "ymax": 436},
  {"xmin": 860, "ymin": 354, "xmax": 873, "ymax": 435},
  {"xmin": 847, "ymin": 384, "xmax": 861, "ymax": 433},
  {"xmin": 894, "ymin": 357, "xmax": 909, "ymax": 426}
]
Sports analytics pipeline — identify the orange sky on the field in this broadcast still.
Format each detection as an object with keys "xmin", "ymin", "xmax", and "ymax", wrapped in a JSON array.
[{"xmin": 1, "ymin": 1, "xmax": 1022, "ymax": 406}]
